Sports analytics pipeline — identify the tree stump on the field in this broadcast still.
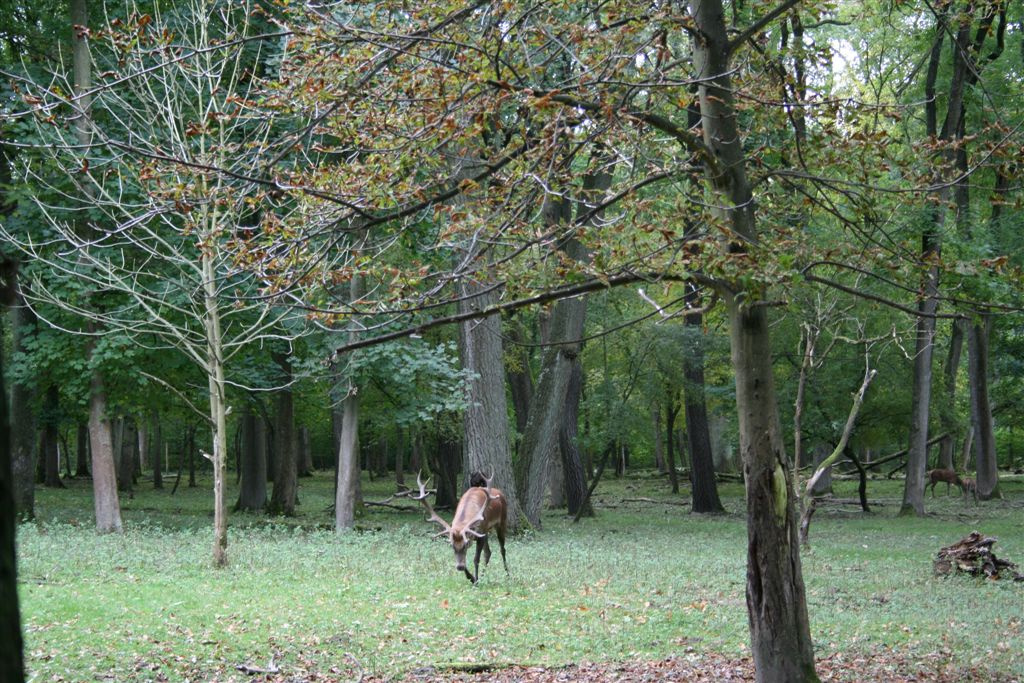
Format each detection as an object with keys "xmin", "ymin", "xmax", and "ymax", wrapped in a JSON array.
[{"xmin": 933, "ymin": 531, "xmax": 1024, "ymax": 581}]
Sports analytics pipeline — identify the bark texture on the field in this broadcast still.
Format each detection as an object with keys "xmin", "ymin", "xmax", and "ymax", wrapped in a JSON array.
[
  {"xmin": 516, "ymin": 165, "xmax": 611, "ymax": 527},
  {"xmin": 0, "ymin": 272, "xmax": 26, "ymax": 683},
  {"xmin": 938, "ymin": 319, "xmax": 965, "ymax": 470},
  {"xmin": 902, "ymin": 6, "xmax": 970, "ymax": 516},
  {"xmin": 336, "ymin": 270, "xmax": 364, "ymax": 532},
  {"xmin": 559, "ymin": 358, "xmax": 592, "ymax": 517},
  {"xmin": 967, "ymin": 317, "xmax": 1000, "ymax": 499},
  {"xmin": 10, "ymin": 292, "xmax": 36, "ymax": 519},
  {"xmin": 236, "ymin": 403, "xmax": 267, "ymax": 511},
  {"xmin": 458, "ymin": 269, "xmax": 522, "ymax": 528},
  {"xmin": 683, "ymin": 284, "xmax": 723, "ymax": 513},
  {"xmin": 269, "ymin": 353, "xmax": 297, "ymax": 516},
  {"xmin": 88, "ymin": 370, "xmax": 122, "ymax": 534},
  {"xmin": 688, "ymin": 0, "xmax": 818, "ymax": 677}
]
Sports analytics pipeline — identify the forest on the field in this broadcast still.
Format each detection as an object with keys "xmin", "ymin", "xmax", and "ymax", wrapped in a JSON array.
[{"xmin": 1, "ymin": 1, "xmax": 1023, "ymax": 681}]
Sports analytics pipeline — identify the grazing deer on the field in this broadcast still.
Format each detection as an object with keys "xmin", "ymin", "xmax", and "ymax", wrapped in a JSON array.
[
  {"xmin": 927, "ymin": 468, "xmax": 964, "ymax": 496},
  {"xmin": 408, "ymin": 472, "xmax": 508, "ymax": 584},
  {"xmin": 961, "ymin": 476, "xmax": 978, "ymax": 503}
]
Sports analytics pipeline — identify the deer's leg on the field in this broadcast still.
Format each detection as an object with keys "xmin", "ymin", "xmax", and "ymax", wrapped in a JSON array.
[
  {"xmin": 497, "ymin": 526, "xmax": 508, "ymax": 573},
  {"xmin": 481, "ymin": 536, "xmax": 492, "ymax": 566},
  {"xmin": 471, "ymin": 540, "xmax": 486, "ymax": 584}
]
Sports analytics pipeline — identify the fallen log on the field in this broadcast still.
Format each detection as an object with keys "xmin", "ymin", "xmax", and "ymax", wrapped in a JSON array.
[{"xmin": 933, "ymin": 531, "xmax": 1024, "ymax": 581}]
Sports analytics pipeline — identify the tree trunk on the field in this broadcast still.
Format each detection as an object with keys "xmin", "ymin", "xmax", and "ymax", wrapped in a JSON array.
[
  {"xmin": 10, "ymin": 290, "xmax": 36, "ymax": 519},
  {"xmin": 75, "ymin": 422, "xmax": 89, "ymax": 479},
  {"xmin": 903, "ymin": 8, "xmax": 970, "ymax": 516},
  {"xmin": 117, "ymin": 417, "xmax": 136, "ymax": 498},
  {"xmin": 236, "ymin": 402, "xmax": 267, "ymax": 512},
  {"xmin": 729, "ymin": 300, "xmax": 817, "ymax": 681},
  {"xmin": 336, "ymin": 270, "xmax": 364, "ymax": 532},
  {"xmin": 137, "ymin": 420, "xmax": 148, "ymax": 474},
  {"xmin": 40, "ymin": 385, "xmax": 64, "ymax": 488},
  {"xmin": 150, "ymin": 414, "xmax": 162, "ymax": 489},
  {"xmin": 688, "ymin": 0, "xmax": 818, "ymax": 676},
  {"xmin": 516, "ymin": 164, "xmax": 611, "ymax": 527},
  {"xmin": 902, "ymin": 294, "xmax": 938, "ymax": 516},
  {"xmin": 0, "ymin": 281, "xmax": 26, "ymax": 683},
  {"xmin": 651, "ymin": 403, "xmax": 665, "ymax": 474},
  {"xmin": 428, "ymin": 434, "xmax": 461, "ymax": 509},
  {"xmin": 504, "ymin": 313, "xmax": 534, "ymax": 451},
  {"xmin": 458, "ymin": 285, "xmax": 523, "ymax": 527},
  {"xmin": 200, "ymin": 244, "xmax": 230, "ymax": 567},
  {"xmin": 684, "ymin": 283, "xmax": 724, "ymax": 513},
  {"xmin": 187, "ymin": 429, "xmax": 197, "ymax": 488},
  {"xmin": 664, "ymin": 391, "xmax": 680, "ymax": 494},
  {"xmin": 299, "ymin": 426, "xmax": 313, "ymax": 477},
  {"xmin": 88, "ymin": 370, "xmax": 122, "ymax": 534},
  {"xmin": 967, "ymin": 316, "xmax": 1000, "ymax": 499},
  {"xmin": 269, "ymin": 352, "xmax": 297, "ymax": 516},
  {"xmin": 938, "ymin": 319, "xmax": 965, "ymax": 470},
  {"xmin": 559, "ymin": 358, "xmax": 592, "ymax": 517}
]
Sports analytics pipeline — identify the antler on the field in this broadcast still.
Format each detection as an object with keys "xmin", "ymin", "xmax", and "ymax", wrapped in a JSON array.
[{"xmin": 409, "ymin": 472, "xmax": 451, "ymax": 536}]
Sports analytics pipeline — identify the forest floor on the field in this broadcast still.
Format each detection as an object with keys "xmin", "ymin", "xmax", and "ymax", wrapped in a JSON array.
[
  {"xmin": 371, "ymin": 649, "xmax": 1021, "ymax": 682},
  {"xmin": 17, "ymin": 469, "xmax": 1024, "ymax": 682}
]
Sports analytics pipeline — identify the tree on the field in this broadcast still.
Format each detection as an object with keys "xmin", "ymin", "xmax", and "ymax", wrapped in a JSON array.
[
  {"xmin": 2, "ymin": 0, "xmax": 301, "ymax": 564},
  {"xmin": 235, "ymin": 400, "xmax": 267, "ymax": 512},
  {"xmin": 0, "ymin": 259, "xmax": 25, "ymax": 682}
]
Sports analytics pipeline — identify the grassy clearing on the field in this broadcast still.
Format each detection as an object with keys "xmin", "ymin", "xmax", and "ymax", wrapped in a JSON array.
[{"xmin": 16, "ymin": 471, "xmax": 1024, "ymax": 682}]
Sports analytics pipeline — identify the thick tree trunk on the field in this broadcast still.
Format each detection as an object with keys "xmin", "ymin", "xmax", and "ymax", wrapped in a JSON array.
[
  {"xmin": 117, "ymin": 417, "xmax": 136, "ymax": 498},
  {"xmin": 730, "ymin": 301, "xmax": 817, "ymax": 681},
  {"xmin": 88, "ymin": 370, "xmax": 122, "ymax": 534},
  {"xmin": 269, "ymin": 353, "xmax": 297, "ymax": 516},
  {"xmin": 902, "ymin": 263, "xmax": 940, "ymax": 516},
  {"xmin": 458, "ymin": 285, "xmax": 523, "ymax": 527},
  {"xmin": 684, "ymin": 284, "xmax": 723, "ymax": 513},
  {"xmin": 236, "ymin": 403, "xmax": 267, "ymax": 511},
  {"xmin": 688, "ymin": 0, "xmax": 818, "ymax": 676},
  {"xmin": 428, "ymin": 434, "xmax": 461, "ymax": 509},
  {"xmin": 938, "ymin": 319, "xmax": 965, "ymax": 470},
  {"xmin": 967, "ymin": 316, "xmax": 1000, "ymax": 499},
  {"xmin": 504, "ymin": 313, "xmax": 534, "ymax": 450},
  {"xmin": 0, "ymin": 285, "xmax": 26, "ymax": 683},
  {"xmin": 518, "ymin": 325, "xmax": 578, "ymax": 525},
  {"xmin": 41, "ymin": 385, "xmax": 64, "ymax": 488},
  {"xmin": 559, "ymin": 358, "xmax": 592, "ymax": 517},
  {"xmin": 516, "ymin": 165, "xmax": 610, "ymax": 527},
  {"xmin": 10, "ymin": 292, "xmax": 36, "ymax": 519}
]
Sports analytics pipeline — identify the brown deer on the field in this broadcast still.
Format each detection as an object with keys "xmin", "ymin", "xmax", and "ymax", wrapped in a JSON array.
[
  {"xmin": 408, "ymin": 472, "xmax": 508, "ymax": 584},
  {"xmin": 961, "ymin": 476, "xmax": 978, "ymax": 503},
  {"xmin": 927, "ymin": 468, "xmax": 964, "ymax": 496}
]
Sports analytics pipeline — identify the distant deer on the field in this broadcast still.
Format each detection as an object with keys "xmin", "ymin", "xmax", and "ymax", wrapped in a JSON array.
[
  {"xmin": 961, "ymin": 476, "xmax": 978, "ymax": 503},
  {"xmin": 408, "ymin": 472, "xmax": 508, "ymax": 584},
  {"xmin": 927, "ymin": 468, "xmax": 964, "ymax": 496}
]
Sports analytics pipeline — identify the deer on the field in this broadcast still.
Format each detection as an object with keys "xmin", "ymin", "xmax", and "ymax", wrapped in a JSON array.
[
  {"xmin": 408, "ymin": 472, "xmax": 508, "ymax": 584},
  {"xmin": 927, "ymin": 468, "xmax": 964, "ymax": 497},
  {"xmin": 961, "ymin": 476, "xmax": 978, "ymax": 503}
]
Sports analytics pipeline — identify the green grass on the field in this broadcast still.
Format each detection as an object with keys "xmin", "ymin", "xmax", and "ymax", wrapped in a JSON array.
[{"xmin": 16, "ymin": 471, "xmax": 1024, "ymax": 681}]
